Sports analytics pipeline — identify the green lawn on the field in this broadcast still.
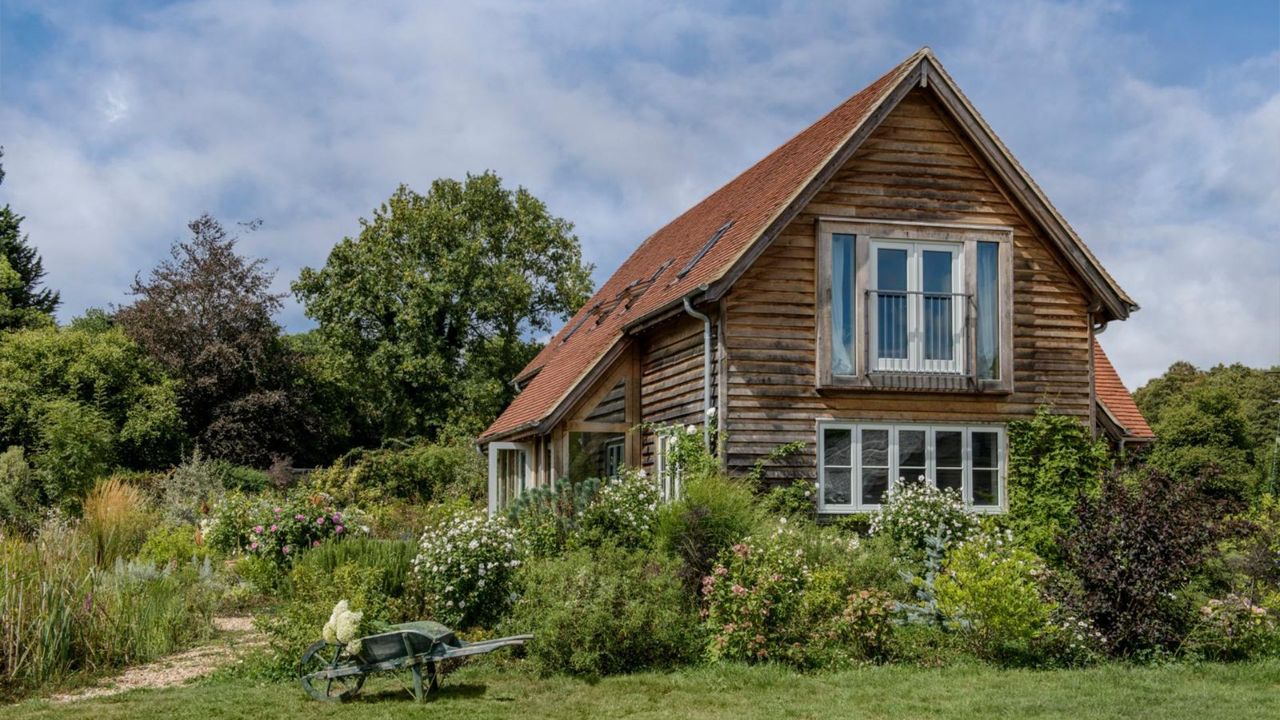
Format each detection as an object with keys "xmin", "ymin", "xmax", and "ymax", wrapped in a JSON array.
[{"xmin": 8, "ymin": 660, "xmax": 1280, "ymax": 720}]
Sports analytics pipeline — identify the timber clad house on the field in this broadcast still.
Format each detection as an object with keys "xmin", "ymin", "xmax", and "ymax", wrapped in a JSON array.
[{"xmin": 478, "ymin": 48, "xmax": 1154, "ymax": 516}]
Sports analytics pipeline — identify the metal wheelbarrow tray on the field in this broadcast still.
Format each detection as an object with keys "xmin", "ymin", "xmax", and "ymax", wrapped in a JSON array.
[{"xmin": 298, "ymin": 620, "xmax": 532, "ymax": 702}]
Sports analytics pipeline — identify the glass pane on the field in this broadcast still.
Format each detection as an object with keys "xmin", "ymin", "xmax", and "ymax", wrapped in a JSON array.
[
  {"xmin": 937, "ymin": 468, "xmax": 963, "ymax": 493},
  {"xmin": 861, "ymin": 467, "xmax": 889, "ymax": 505},
  {"xmin": 972, "ymin": 431, "xmax": 999, "ymax": 468},
  {"xmin": 973, "ymin": 469, "xmax": 998, "ymax": 506},
  {"xmin": 824, "ymin": 467, "xmax": 852, "ymax": 506},
  {"xmin": 923, "ymin": 294, "xmax": 953, "ymax": 361},
  {"xmin": 876, "ymin": 248, "xmax": 907, "ymax": 291},
  {"xmin": 568, "ymin": 432, "xmax": 627, "ymax": 483},
  {"xmin": 875, "ymin": 248, "xmax": 908, "ymax": 361},
  {"xmin": 976, "ymin": 242, "xmax": 999, "ymax": 380},
  {"xmin": 936, "ymin": 431, "xmax": 963, "ymax": 467},
  {"xmin": 831, "ymin": 234, "xmax": 855, "ymax": 374},
  {"xmin": 922, "ymin": 250, "xmax": 952, "ymax": 293},
  {"xmin": 824, "ymin": 428, "xmax": 852, "ymax": 467},
  {"xmin": 861, "ymin": 429, "xmax": 889, "ymax": 467},
  {"xmin": 898, "ymin": 429, "xmax": 926, "ymax": 468}
]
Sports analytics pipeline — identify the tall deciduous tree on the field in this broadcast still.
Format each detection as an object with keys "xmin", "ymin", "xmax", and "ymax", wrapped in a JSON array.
[
  {"xmin": 116, "ymin": 214, "xmax": 306, "ymax": 465},
  {"xmin": 0, "ymin": 148, "xmax": 61, "ymax": 329},
  {"xmin": 293, "ymin": 172, "xmax": 593, "ymax": 441}
]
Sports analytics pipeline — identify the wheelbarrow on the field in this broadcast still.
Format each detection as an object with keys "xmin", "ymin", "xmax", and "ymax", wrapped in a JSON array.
[{"xmin": 298, "ymin": 620, "xmax": 532, "ymax": 702}]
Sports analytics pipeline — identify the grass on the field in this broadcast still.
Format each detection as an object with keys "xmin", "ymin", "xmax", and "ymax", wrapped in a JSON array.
[{"xmin": 7, "ymin": 659, "xmax": 1280, "ymax": 720}]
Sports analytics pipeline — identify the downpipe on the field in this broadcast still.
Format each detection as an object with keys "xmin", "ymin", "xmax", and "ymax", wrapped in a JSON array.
[{"xmin": 682, "ymin": 295, "xmax": 714, "ymax": 451}]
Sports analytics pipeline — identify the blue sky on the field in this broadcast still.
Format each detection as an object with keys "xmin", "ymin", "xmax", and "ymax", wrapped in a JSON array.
[{"xmin": 1, "ymin": 0, "xmax": 1277, "ymax": 389}]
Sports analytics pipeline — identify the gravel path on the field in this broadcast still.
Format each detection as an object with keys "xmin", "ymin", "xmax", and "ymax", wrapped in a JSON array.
[{"xmin": 51, "ymin": 615, "xmax": 265, "ymax": 703}]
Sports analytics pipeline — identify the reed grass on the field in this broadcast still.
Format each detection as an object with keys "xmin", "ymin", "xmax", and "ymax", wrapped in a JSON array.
[
  {"xmin": 0, "ymin": 519, "xmax": 215, "ymax": 701},
  {"xmin": 82, "ymin": 476, "xmax": 153, "ymax": 567}
]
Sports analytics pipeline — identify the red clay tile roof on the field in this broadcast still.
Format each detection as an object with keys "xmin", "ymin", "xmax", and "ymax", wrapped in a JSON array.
[
  {"xmin": 479, "ymin": 50, "xmax": 925, "ymax": 441},
  {"xmin": 481, "ymin": 48, "xmax": 1136, "ymax": 442},
  {"xmin": 1093, "ymin": 340, "xmax": 1154, "ymax": 439}
]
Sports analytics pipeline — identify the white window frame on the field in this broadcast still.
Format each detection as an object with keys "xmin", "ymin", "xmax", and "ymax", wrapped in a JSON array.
[
  {"xmin": 869, "ymin": 239, "xmax": 964, "ymax": 374},
  {"xmin": 654, "ymin": 432, "xmax": 682, "ymax": 501},
  {"xmin": 488, "ymin": 441, "xmax": 530, "ymax": 516},
  {"xmin": 817, "ymin": 421, "xmax": 1006, "ymax": 514}
]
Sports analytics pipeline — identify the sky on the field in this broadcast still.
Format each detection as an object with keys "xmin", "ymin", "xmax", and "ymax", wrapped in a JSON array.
[{"xmin": 1, "ymin": 0, "xmax": 1277, "ymax": 390}]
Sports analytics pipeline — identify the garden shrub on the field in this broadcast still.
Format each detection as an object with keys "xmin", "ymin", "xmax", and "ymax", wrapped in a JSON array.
[
  {"xmin": 0, "ymin": 446, "xmax": 40, "ymax": 534},
  {"xmin": 138, "ymin": 523, "xmax": 211, "ymax": 567},
  {"xmin": 934, "ymin": 531, "xmax": 1055, "ymax": 664},
  {"xmin": 656, "ymin": 468, "xmax": 762, "ymax": 594},
  {"xmin": 309, "ymin": 441, "xmax": 485, "ymax": 506},
  {"xmin": 507, "ymin": 479, "xmax": 599, "ymax": 558},
  {"xmin": 205, "ymin": 490, "xmax": 362, "ymax": 565},
  {"xmin": 1063, "ymin": 468, "xmax": 1235, "ymax": 655},
  {"xmin": 411, "ymin": 510, "xmax": 521, "ymax": 628},
  {"xmin": 1182, "ymin": 593, "xmax": 1280, "ymax": 661},
  {"xmin": 869, "ymin": 482, "xmax": 976, "ymax": 566},
  {"xmin": 1007, "ymin": 408, "xmax": 1108, "ymax": 564},
  {"xmin": 702, "ymin": 523, "xmax": 897, "ymax": 669},
  {"xmin": 572, "ymin": 470, "xmax": 660, "ymax": 550},
  {"xmin": 502, "ymin": 544, "xmax": 703, "ymax": 677},
  {"xmin": 82, "ymin": 476, "xmax": 153, "ymax": 567},
  {"xmin": 292, "ymin": 537, "xmax": 415, "ymax": 604},
  {"xmin": 33, "ymin": 398, "xmax": 115, "ymax": 512},
  {"xmin": 160, "ymin": 451, "xmax": 224, "ymax": 524}
]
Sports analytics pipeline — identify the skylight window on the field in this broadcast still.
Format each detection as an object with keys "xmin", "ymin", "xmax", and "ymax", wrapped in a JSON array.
[{"xmin": 675, "ymin": 220, "xmax": 734, "ymax": 280}]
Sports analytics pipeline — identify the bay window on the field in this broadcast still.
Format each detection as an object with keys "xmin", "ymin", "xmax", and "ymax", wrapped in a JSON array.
[
  {"xmin": 818, "ymin": 421, "xmax": 1005, "ymax": 513},
  {"xmin": 817, "ymin": 219, "xmax": 1013, "ymax": 391}
]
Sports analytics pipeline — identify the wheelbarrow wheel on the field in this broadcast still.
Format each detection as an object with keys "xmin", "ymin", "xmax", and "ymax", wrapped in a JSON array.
[{"xmin": 298, "ymin": 641, "xmax": 365, "ymax": 702}]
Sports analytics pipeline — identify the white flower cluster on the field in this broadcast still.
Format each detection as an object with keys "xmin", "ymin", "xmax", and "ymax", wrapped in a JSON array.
[
  {"xmin": 411, "ymin": 512, "xmax": 521, "ymax": 627},
  {"xmin": 869, "ymin": 481, "xmax": 977, "ymax": 557},
  {"xmin": 322, "ymin": 600, "xmax": 365, "ymax": 655}
]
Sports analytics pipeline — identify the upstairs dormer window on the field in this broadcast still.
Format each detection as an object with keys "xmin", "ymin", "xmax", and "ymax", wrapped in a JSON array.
[{"xmin": 817, "ymin": 219, "xmax": 1013, "ymax": 392}]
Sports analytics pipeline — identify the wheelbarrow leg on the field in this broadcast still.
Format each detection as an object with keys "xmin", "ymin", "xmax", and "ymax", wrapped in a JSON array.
[
  {"xmin": 411, "ymin": 664, "xmax": 425, "ymax": 703},
  {"xmin": 428, "ymin": 661, "xmax": 439, "ymax": 692}
]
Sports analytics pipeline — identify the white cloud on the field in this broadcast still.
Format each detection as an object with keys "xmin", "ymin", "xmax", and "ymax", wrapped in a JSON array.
[{"xmin": 1, "ymin": 0, "xmax": 1275, "ymax": 391}]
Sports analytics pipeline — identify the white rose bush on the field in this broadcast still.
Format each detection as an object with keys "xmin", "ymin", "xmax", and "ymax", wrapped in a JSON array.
[{"xmin": 411, "ymin": 511, "xmax": 522, "ymax": 628}]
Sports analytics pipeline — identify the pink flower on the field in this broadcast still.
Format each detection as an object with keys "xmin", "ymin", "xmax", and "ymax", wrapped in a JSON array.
[
  {"xmin": 249, "ymin": 541, "xmax": 259, "ymax": 550},
  {"xmin": 273, "ymin": 507, "xmax": 282, "ymax": 514},
  {"xmin": 332, "ymin": 513, "xmax": 342, "ymax": 522},
  {"xmin": 312, "ymin": 540, "xmax": 321, "ymax": 548},
  {"xmin": 282, "ymin": 545, "xmax": 291, "ymax": 555},
  {"xmin": 295, "ymin": 514, "xmax": 306, "ymax": 521},
  {"xmin": 316, "ymin": 516, "xmax": 326, "ymax": 525},
  {"xmin": 253, "ymin": 525, "xmax": 264, "ymax": 534},
  {"xmin": 269, "ymin": 524, "xmax": 278, "ymax": 532},
  {"xmin": 335, "ymin": 525, "xmax": 344, "ymax": 534},
  {"xmin": 731, "ymin": 584, "xmax": 747, "ymax": 596}
]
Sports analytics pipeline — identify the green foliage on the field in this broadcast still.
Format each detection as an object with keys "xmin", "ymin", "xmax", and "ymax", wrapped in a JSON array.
[
  {"xmin": 293, "ymin": 172, "xmax": 594, "ymax": 441},
  {"xmin": 656, "ymin": 466, "xmax": 763, "ymax": 594},
  {"xmin": 1137, "ymin": 361, "xmax": 1280, "ymax": 497},
  {"xmin": 138, "ymin": 523, "xmax": 210, "ymax": 567},
  {"xmin": 0, "ymin": 322, "xmax": 184, "ymax": 482},
  {"xmin": 410, "ymin": 510, "xmax": 521, "ymax": 628},
  {"xmin": 1006, "ymin": 408, "xmax": 1109, "ymax": 563},
  {"xmin": 869, "ymin": 483, "xmax": 977, "ymax": 566},
  {"xmin": 508, "ymin": 471, "xmax": 660, "ymax": 556},
  {"xmin": 702, "ymin": 523, "xmax": 897, "ymax": 669},
  {"xmin": 159, "ymin": 451, "xmax": 225, "ymax": 525},
  {"xmin": 1148, "ymin": 385, "xmax": 1258, "ymax": 499},
  {"xmin": 33, "ymin": 399, "xmax": 115, "ymax": 513},
  {"xmin": 0, "ymin": 446, "xmax": 40, "ymax": 533},
  {"xmin": 307, "ymin": 441, "xmax": 485, "ymax": 507},
  {"xmin": 210, "ymin": 491, "xmax": 359, "ymax": 566},
  {"xmin": 291, "ymin": 537, "xmax": 415, "ymax": 602},
  {"xmin": 502, "ymin": 545, "xmax": 703, "ymax": 677},
  {"xmin": 934, "ymin": 531, "xmax": 1055, "ymax": 664}
]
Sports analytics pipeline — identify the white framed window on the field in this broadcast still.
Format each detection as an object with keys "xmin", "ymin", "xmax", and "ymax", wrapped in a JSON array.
[
  {"xmin": 816, "ymin": 219, "xmax": 1013, "ymax": 391},
  {"xmin": 869, "ymin": 239, "xmax": 964, "ymax": 374},
  {"xmin": 654, "ymin": 432, "xmax": 682, "ymax": 501},
  {"xmin": 488, "ymin": 442, "xmax": 530, "ymax": 516},
  {"xmin": 818, "ymin": 421, "xmax": 1005, "ymax": 513}
]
